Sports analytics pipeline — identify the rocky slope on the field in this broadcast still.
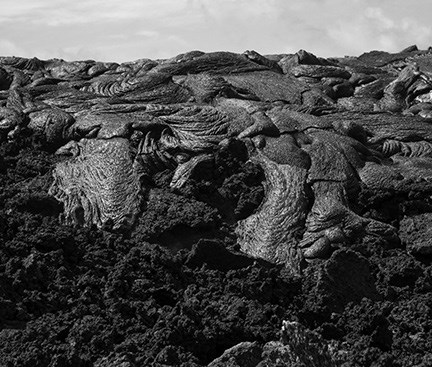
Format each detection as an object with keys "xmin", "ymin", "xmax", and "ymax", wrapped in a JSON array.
[{"xmin": 1, "ymin": 45, "xmax": 432, "ymax": 366}]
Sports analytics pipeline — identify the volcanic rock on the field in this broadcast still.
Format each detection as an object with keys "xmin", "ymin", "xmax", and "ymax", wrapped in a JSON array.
[{"xmin": 1, "ymin": 46, "xmax": 432, "ymax": 367}]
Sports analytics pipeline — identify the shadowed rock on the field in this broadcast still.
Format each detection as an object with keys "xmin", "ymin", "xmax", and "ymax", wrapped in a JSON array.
[{"xmin": 207, "ymin": 321, "xmax": 339, "ymax": 367}]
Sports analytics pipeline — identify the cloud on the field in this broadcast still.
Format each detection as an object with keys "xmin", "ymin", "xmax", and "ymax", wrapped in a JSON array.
[
  {"xmin": 364, "ymin": 7, "xmax": 395, "ymax": 30},
  {"xmin": 136, "ymin": 30, "xmax": 160, "ymax": 38},
  {"xmin": 0, "ymin": 0, "xmax": 190, "ymax": 26},
  {"xmin": 0, "ymin": 0, "xmax": 431, "ymax": 61},
  {"xmin": 326, "ymin": 4, "xmax": 432, "ymax": 56},
  {"xmin": 0, "ymin": 39, "xmax": 26, "ymax": 56},
  {"xmin": 0, "ymin": 0, "xmax": 50, "ymax": 22},
  {"xmin": 400, "ymin": 18, "xmax": 432, "ymax": 46}
]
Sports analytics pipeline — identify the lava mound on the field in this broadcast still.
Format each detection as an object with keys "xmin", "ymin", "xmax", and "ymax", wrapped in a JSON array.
[{"xmin": 1, "ymin": 46, "xmax": 432, "ymax": 366}]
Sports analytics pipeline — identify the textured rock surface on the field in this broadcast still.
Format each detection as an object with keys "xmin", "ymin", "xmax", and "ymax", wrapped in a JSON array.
[
  {"xmin": 49, "ymin": 138, "xmax": 141, "ymax": 229},
  {"xmin": 1, "ymin": 46, "xmax": 432, "ymax": 366}
]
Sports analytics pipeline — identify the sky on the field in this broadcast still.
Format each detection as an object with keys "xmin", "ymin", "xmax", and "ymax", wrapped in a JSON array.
[{"xmin": 1, "ymin": 0, "xmax": 432, "ymax": 63}]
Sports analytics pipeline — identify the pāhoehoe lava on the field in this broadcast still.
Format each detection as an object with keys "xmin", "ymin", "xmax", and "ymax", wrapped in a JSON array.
[{"xmin": 2, "ymin": 47, "xmax": 432, "ymax": 272}]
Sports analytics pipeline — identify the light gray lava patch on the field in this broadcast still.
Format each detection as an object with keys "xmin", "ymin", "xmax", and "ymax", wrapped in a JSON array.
[{"xmin": 49, "ymin": 137, "xmax": 141, "ymax": 229}]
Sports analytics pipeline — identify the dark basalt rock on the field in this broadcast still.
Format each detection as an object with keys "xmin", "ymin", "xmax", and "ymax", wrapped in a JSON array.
[{"xmin": 1, "ymin": 46, "xmax": 432, "ymax": 366}]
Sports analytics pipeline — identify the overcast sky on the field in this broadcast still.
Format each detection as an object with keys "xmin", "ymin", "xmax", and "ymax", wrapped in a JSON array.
[{"xmin": 1, "ymin": 0, "xmax": 432, "ymax": 62}]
